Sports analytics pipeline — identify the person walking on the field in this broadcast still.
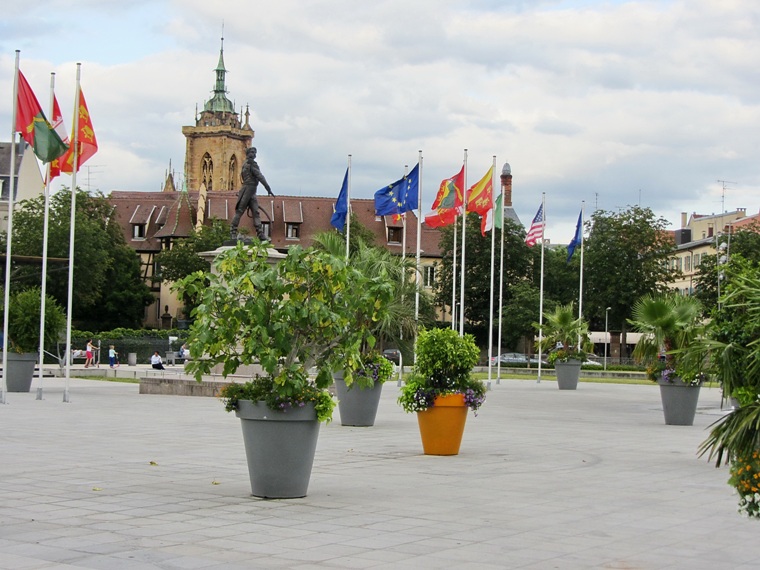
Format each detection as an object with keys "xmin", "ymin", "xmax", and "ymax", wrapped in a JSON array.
[
  {"xmin": 108, "ymin": 345, "xmax": 118, "ymax": 368},
  {"xmin": 84, "ymin": 340, "xmax": 95, "ymax": 368},
  {"xmin": 150, "ymin": 351, "xmax": 165, "ymax": 370}
]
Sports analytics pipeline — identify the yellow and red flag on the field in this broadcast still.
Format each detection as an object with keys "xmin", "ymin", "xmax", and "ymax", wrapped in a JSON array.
[
  {"xmin": 15, "ymin": 71, "xmax": 68, "ymax": 163},
  {"xmin": 60, "ymin": 87, "xmax": 98, "ymax": 174},
  {"xmin": 465, "ymin": 165, "xmax": 494, "ymax": 235}
]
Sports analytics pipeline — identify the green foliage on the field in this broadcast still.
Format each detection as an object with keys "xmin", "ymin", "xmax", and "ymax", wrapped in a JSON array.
[
  {"xmin": 536, "ymin": 303, "xmax": 592, "ymax": 362},
  {"xmin": 218, "ymin": 377, "xmax": 336, "ymax": 423},
  {"xmin": 155, "ymin": 218, "xmax": 230, "ymax": 283},
  {"xmin": 628, "ymin": 293, "xmax": 703, "ymax": 382},
  {"xmin": 2, "ymin": 188, "xmax": 152, "ymax": 330},
  {"xmin": 398, "ymin": 327, "xmax": 485, "ymax": 413},
  {"xmin": 348, "ymin": 351, "xmax": 395, "ymax": 390},
  {"xmin": 584, "ymin": 206, "xmax": 677, "ymax": 349},
  {"xmin": 176, "ymin": 242, "xmax": 391, "ymax": 422},
  {"xmin": 0, "ymin": 288, "xmax": 66, "ymax": 353}
]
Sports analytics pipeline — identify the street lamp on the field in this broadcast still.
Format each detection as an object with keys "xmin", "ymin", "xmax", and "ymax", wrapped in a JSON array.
[{"xmin": 604, "ymin": 307, "xmax": 612, "ymax": 371}]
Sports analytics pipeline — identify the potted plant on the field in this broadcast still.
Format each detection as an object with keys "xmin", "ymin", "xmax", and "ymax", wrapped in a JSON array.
[
  {"xmin": 312, "ymin": 232, "xmax": 426, "ymax": 426},
  {"xmin": 696, "ymin": 263, "xmax": 760, "ymax": 517},
  {"xmin": 177, "ymin": 241, "xmax": 382, "ymax": 498},
  {"xmin": 398, "ymin": 327, "xmax": 486, "ymax": 455},
  {"xmin": 628, "ymin": 292, "xmax": 704, "ymax": 425},
  {"xmin": 1, "ymin": 288, "xmax": 66, "ymax": 393},
  {"xmin": 535, "ymin": 303, "xmax": 592, "ymax": 390}
]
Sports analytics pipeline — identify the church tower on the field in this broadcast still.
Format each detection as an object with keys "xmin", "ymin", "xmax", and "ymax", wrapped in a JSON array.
[{"xmin": 182, "ymin": 38, "xmax": 253, "ymax": 226}]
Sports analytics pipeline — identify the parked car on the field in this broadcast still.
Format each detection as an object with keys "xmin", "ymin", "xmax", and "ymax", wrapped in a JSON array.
[
  {"xmin": 490, "ymin": 352, "xmax": 528, "ymax": 365},
  {"xmin": 382, "ymin": 348, "xmax": 401, "ymax": 365},
  {"xmin": 582, "ymin": 355, "xmax": 603, "ymax": 367}
]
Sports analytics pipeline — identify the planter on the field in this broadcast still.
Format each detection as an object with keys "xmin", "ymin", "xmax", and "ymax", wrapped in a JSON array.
[
  {"xmin": 4, "ymin": 352, "xmax": 37, "ymax": 392},
  {"xmin": 554, "ymin": 359, "xmax": 582, "ymax": 390},
  {"xmin": 235, "ymin": 400, "xmax": 320, "ymax": 498},
  {"xmin": 416, "ymin": 393, "xmax": 468, "ymax": 456},
  {"xmin": 658, "ymin": 376, "xmax": 701, "ymax": 426},
  {"xmin": 334, "ymin": 373, "xmax": 384, "ymax": 427}
]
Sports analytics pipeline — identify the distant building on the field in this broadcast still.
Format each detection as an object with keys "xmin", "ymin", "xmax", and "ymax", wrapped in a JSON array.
[
  {"xmin": 0, "ymin": 141, "xmax": 44, "ymax": 233},
  {"xmin": 668, "ymin": 208, "xmax": 758, "ymax": 295}
]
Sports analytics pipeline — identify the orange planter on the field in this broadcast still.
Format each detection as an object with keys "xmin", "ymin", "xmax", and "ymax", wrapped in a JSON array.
[{"xmin": 416, "ymin": 393, "xmax": 469, "ymax": 455}]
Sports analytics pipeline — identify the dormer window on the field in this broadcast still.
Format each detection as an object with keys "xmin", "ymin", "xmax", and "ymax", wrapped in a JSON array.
[
  {"xmin": 261, "ymin": 222, "xmax": 271, "ymax": 240},
  {"xmin": 286, "ymin": 223, "xmax": 301, "ymax": 239},
  {"xmin": 387, "ymin": 227, "xmax": 402, "ymax": 244},
  {"xmin": 132, "ymin": 224, "xmax": 146, "ymax": 239}
]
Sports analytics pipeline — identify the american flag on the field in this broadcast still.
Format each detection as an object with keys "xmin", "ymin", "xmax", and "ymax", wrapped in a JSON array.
[{"xmin": 525, "ymin": 203, "xmax": 544, "ymax": 246}]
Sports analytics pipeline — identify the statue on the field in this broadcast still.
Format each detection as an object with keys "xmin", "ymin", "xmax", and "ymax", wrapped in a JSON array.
[{"xmin": 230, "ymin": 147, "xmax": 274, "ymax": 241}]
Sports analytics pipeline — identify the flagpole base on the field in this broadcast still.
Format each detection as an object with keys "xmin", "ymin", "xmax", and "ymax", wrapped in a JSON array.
[
  {"xmin": 36, "ymin": 388, "xmax": 43, "ymax": 400},
  {"xmin": 62, "ymin": 388, "xmax": 70, "ymax": 403},
  {"xmin": 0, "ymin": 390, "xmax": 6, "ymax": 404}
]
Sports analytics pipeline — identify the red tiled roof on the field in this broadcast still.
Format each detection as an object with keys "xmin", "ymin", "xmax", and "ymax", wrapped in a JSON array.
[{"xmin": 107, "ymin": 190, "xmax": 445, "ymax": 258}]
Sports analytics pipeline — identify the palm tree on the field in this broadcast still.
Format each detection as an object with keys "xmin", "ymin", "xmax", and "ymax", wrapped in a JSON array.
[
  {"xmin": 628, "ymin": 293, "xmax": 702, "ymax": 374},
  {"xmin": 311, "ymin": 232, "xmax": 434, "ymax": 357},
  {"xmin": 535, "ymin": 302, "xmax": 591, "ymax": 361}
]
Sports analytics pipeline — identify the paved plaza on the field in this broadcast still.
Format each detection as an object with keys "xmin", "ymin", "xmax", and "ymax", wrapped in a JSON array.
[{"xmin": 2, "ymin": 376, "xmax": 760, "ymax": 569}]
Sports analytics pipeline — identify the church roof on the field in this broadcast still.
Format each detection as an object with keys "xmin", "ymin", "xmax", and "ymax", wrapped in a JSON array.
[{"xmin": 203, "ymin": 37, "xmax": 235, "ymax": 115}]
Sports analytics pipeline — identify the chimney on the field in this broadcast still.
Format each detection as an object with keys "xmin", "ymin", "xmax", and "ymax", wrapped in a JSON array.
[
  {"xmin": 500, "ymin": 162, "xmax": 512, "ymax": 207},
  {"xmin": 680, "ymin": 212, "xmax": 687, "ymax": 228}
]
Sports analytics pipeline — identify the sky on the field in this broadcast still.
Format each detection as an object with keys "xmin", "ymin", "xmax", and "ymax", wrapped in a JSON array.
[{"xmin": 2, "ymin": 0, "xmax": 759, "ymax": 242}]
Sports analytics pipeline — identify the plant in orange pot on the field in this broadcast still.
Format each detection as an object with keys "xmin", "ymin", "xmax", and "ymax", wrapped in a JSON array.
[{"xmin": 398, "ymin": 327, "xmax": 485, "ymax": 455}]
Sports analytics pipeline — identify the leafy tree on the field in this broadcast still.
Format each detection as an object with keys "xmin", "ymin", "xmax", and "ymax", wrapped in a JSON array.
[
  {"xmin": 2, "ymin": 188, "xmax": 153, "ymax": 330},
  {"xmin": 435, "ymin": 214, "xmax": 531, "ymax": 328},
  {"xmin": 583, "ymin": 206, "xmax": 677, "ymax": 353},
  {"xmin": 155, "ymin": 218, "xmax": 230, "ymax": 283},
  {"xmin": 694, "ymin": 223, "xmax": 760, "ymax": 314}
]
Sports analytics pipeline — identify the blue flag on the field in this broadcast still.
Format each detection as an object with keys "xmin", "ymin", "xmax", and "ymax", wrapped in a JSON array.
[
  {"xmin": 567, "ymin": 210, "xmax": 583, "ymax": 262},
  {"xmin": 330, "ymin": 168, "xmax": 349, "ymax": 231},
  {"xmin": 374, "ymin": 163, "xmax": 419, "ymax": 216}
]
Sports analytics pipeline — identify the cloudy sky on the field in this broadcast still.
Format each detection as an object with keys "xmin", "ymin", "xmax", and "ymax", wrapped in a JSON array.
[{"xmin": 2, "ymin": 0, "xmax": 759, "ymax": 242}]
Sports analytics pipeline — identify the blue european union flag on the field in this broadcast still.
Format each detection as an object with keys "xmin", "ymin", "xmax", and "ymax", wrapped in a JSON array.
[
  {"xmin": 374, "ymin": 163, "xmax": 419, "ymax": 216},
  {"xmin": 567, "ymin": 210, "xmax": 583, "ymax": 262}
]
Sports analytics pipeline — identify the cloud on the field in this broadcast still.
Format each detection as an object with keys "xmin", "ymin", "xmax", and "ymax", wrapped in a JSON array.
[{"xmin": 1, "ymin": 0, "xmax": 759, "ymax": 242}]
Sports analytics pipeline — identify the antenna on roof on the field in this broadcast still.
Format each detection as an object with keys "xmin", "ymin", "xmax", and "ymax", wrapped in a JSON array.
[{"xmin": 716, "ymin": 180, "xmax": 737, "ymax": 213}]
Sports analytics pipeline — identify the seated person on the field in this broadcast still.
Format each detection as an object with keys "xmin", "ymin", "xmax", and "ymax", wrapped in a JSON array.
[{"xmin": 150, "ymin": 351, "xmax": 165, "ymax": 370}]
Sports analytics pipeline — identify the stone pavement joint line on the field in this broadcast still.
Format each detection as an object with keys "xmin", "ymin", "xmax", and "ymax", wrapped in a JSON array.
[{"xmin": 1, "ymin": 377, "xmax": 759, "ymax": 569}]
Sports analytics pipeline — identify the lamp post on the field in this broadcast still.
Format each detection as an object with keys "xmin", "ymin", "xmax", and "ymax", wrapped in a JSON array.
[{"xmin": 604, "ymin": 307, "xmax": 611, "ymax": 371}]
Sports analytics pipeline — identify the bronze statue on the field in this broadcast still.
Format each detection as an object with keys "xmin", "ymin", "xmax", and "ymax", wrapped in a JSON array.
[{"xmin": 230, "ymin": 147, "xmax": 274, "ymax": 241}]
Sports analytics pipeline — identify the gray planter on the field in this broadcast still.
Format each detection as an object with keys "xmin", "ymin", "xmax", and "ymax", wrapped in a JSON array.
[
  {"xmin": 4, "ymin": 352, "xmax": 37, "ymax": 392},
  {"xmin": 658, "ymin": 376, "xmax": 701, "ymax": 426},
  {"xmin": 334, "ymin": 374, "xmax": 383, "ymax": 427},
  {"xmin": 555, "ymin": 359, "xmax": 582, "ymax": 390},
  {"xmin": 235, "ymin": 400, "xmax": 320, "ymax": 498}
]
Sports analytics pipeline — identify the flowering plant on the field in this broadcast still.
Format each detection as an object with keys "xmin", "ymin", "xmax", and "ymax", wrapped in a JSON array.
[
  {"xmin": 347, "ymin": 351, "xmax": 395, "ymax": 390},
  {"xmin": 398, "ymin": 327, "xmax": 486, "ymax": 414},
  {"xmin": 729, "ymin": 449, "xmax": 760, "ymax": 519},
  {"xmin": 218, "ymin": 376, "xmax": 335, "ymax": 423}
]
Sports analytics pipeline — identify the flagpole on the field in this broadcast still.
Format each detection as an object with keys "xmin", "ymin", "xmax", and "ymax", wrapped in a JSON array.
[
  {"xmin": 1, "ymin": 51, "xmax": 22, "ymax": 405},
  {"xmin": 577, "ymin": 201, "xmax": 585, "ymax": 349},
  {"xmin": 537, "ymin": 193, "xmax": 546, "ymax": 383},
  {"xmin": 415, "ymin": 151, "xmax": 422, "ymax": 324},
  {"xmin": 451, "ymin": 215, "xmax": 458, "ymax": 330},
  {"xmin": 458, "ymin": 149, "xmax": 468, "ymax": 336},
  {"xmin": 345, "ymin": 154, "xmax": 351, "ymax": 260},
  {"xmin": 487, "ymin": 156, "xmax": 497, "ymax": 387},
  {"xmin": 37, "ymin": 72, "xmax": 57, "ymax": 400},
  {"xmin": 63, "ymin": 63, "xmax": 83, "ymax": 403},
  {"xmin": 496, "ymin": 173, "xmax": 506, "ymax": 384}
]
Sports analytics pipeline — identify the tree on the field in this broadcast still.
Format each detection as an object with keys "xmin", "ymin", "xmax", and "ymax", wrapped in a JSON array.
[
  {"xmin": 2, "ymin": 188, "xmax": 153, "ymax": 330},
  {"xmin": 155, "ymin": 218, "xmax": 230, "ymax": 283},
  {"xmin": 583, "ymin": 206, "xmax": 676, "ymax": 353},
  {"xmin": 435, "ymin": 214, "xmax": 531, "ymax": 329}
]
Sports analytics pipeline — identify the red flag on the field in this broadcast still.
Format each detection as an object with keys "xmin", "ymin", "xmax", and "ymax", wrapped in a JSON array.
[
  {"xmin": 423, "ymin": 166, "xmax": 464, "ymax": 227},
  {"xmin": 47, "ymin": 94, "xmax": 70, "ymax": 182},
  {"xmin": 60, "ymin": 87, "xmax": 98, "ymax": 174},
  {"xmin": 15, "ymin": 71, "xmax": 68, "ymax": 163}
]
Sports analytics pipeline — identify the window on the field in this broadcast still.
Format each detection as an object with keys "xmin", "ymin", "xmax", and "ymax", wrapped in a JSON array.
[
  {"xmin": 694, "ymin": 254, "xmax": 701, "ymax": 267},
  {"xmin": 132, "ymin": 224, "xmax": 146, "ymax": 239},
  {"xmin": 684, "ymin": 256, "xmax": 691, "ymax": 272},
  {"xmin": 286, "ymin": 223, "xmax": 300, "ymax": 239},
  {"xmin": 423, "ymin": 265, "xmax": 436, "ymax": 288},
  {"xmin": 387, "ymin": 227, "xmax": 402, "ymax": 244},
  {"xmin": 261, "ymin": 222, "xmax": 271, "ymax": 239}
]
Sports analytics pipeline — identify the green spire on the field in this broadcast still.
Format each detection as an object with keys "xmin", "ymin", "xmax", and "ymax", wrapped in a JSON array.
[{"xmin": 204, "ymin": 37, "xmax": 235, "ymax": 114}]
